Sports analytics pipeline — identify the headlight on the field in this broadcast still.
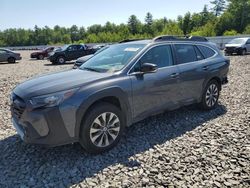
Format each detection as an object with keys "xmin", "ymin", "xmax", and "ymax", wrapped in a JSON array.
[{"xmin": 29, "ymin": 88, "xmax": 78, "ymax": 109}]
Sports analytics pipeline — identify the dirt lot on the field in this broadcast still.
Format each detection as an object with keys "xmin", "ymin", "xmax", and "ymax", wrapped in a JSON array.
[{"xmin": 0, "ymin": 51, "xmax": 249, "ymax": 187}]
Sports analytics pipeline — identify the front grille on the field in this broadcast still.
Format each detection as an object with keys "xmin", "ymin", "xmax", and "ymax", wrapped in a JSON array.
[
  {"xmin": 11, "ymin": 93, "xmax": 26, "ymax": 119},
  {"xmin": 226, "ymin": 47, "xmax": 236, "ymax": 51}
]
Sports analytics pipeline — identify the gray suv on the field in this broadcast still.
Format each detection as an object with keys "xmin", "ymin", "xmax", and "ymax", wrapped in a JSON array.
[{"xmin": 10, "ymin": 36, "xmax": 229, "ymax": 154}]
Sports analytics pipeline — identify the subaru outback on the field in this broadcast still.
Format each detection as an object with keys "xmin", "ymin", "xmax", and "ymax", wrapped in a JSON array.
[{"xmin": 10, "ymin": 36, "xmax": 229, "ymax": 154}]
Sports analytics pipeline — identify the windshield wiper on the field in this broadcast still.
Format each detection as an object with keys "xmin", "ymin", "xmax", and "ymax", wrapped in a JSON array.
[{"xmin": 81, "ymin": 67, "xmax": 100, "ymax": 72}]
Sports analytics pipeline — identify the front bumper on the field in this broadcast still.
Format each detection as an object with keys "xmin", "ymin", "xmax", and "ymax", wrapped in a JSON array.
[
  {"xmin": 10, "ymin": 94, "xmax": 78, "ymax": 147},
  {"xmin": 224, "ymin": 47, "xmax": 242, "ymax": 54},
  {"xmin": 30, "ymin": 54, "xmax": 37, "ymax": 58}
]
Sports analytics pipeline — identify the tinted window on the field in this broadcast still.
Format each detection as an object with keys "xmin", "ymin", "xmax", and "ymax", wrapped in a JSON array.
[
  {"xmin": 175, "ymin": 44, "xmax": 197, "ymax": 64},
  {"xmin": 78, "ymin": 45, "xmax": 85, "ymax": 50},
  {"xmin": 138, "ymin": 45, "xmax": 173, "ymax": 68},
  {"xmin": 0, "ymin": 50, "xmax": 6, "ymax": 54},
  {"xmin": 68, "ymin": 45, "xmax": 77, "ymax": 51},
  {"xmin": 198, "ymin": 45, "xmax": 216, "ymax": 58},
  {"xmin": 247, "ymin": 39, "xmax": 250, "ymax": 44},
  {"xmin": 194, "ymin": 46, "xmax": 204, "ymax": 61}
]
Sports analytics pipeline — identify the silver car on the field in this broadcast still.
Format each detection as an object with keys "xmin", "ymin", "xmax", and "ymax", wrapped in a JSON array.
[
  {"xmin": 224, "ymin": 37, "xmax": 250, "ymax": 55},
  {"xmin": 0, "ymin": 48, "xmax": 22, "ymax": 63}
]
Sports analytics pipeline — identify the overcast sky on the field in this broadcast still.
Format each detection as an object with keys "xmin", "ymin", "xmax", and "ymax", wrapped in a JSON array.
[{"xmin": 0, "ymin": 0, "xmax": 212, "ymax": 30}]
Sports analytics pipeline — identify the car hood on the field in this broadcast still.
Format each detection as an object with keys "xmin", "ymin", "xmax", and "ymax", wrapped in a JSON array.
[
  {"xmin": 76, "ymin": 54, "xmax": 94, "ymax": 63},
  {"xmin": 13, "ymin": 69, "xmax": 113, "ymax": 99},
  {"xmin": 31, "ymin": 52, "xmax": 39, "ymax": 55},
  {"xmin": 225, "ymin": 43, "xmax": 243, "ymax": 48}
]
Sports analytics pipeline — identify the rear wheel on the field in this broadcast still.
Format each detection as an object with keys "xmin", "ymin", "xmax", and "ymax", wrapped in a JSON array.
[
  {"xmin": 8, "ymin": 57, "xmax": 16, "ymax": 63},
  {"xmin": 79, "ymin": 102, "xmax": 125, "ymax": 154},
  {"xmin": 38, "ymin": 54, "xmax": 44, "ymax": 60},
  {"xmin": 200, "ymin": 80, "xmax": 220, "ymax": 110},
  {"xmin": 57, "ymin": 56, "xmax": 65, "ymax": 64}
]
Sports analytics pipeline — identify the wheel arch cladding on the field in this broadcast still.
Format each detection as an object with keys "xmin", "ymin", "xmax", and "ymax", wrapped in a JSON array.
[{"xmin": 75, "ymin": 87, "xmax": 132, "ymax": 138}]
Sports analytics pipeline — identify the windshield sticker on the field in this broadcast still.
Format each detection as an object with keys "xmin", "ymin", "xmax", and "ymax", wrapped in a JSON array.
[{"xmin": 124, "ymin": 48, "xmax": 140, "ymax": 52}]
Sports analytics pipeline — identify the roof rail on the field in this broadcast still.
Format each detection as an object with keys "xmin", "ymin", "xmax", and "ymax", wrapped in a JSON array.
[
  {"xmin": 153, "ymin": 35, "xmax": 208, "ymax": 42},
  {"xmin": 118, "ymin": 39, "xmax": 144, "ymax": 43}
]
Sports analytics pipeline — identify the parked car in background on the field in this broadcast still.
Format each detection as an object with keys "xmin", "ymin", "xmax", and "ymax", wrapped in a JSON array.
[
  {"xmin": 0, "ymin": 48, "xmax": 22, "ymax": 63},
  {"xmin": 224, "ymin": 37, "xmax": 250, "ymax": 55},
  {"xmin": 73, "ymin": 45, "xmax": 109, "ymax": 69},
  {"xmin": 48, "ymin": 44, "xmax": 97, "ymax": 64},
  {"xmin": 30, "ymin": 46, "xmax": 54, "ymax": 60},
  {"xmin": 10, "ymin": 35, "xmax": 229, "ymax": 154}
]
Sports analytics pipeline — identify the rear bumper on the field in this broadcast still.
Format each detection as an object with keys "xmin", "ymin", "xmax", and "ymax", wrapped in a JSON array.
[{"xmin": 222, "ymin": 77, "xmax": 228, "ymax": 85}]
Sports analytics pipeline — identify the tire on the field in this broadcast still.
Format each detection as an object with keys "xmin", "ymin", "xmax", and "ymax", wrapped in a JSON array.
[
  {"xmin": 57, "ymin": 56, "xmax": 65, "ymax": 64},
  {"xmin": 38, "ymin": 54, "xmax": 44, "ymax": 60},
  {"xmin": 200, "ymin": 80, "xmax": 220, "ymax": 110},
  {"xmin": 79, "ymin": 102, "xmax": 125, "ymax": 154},
  {"xmin": 241, "ymin": 49, "xmax": 247, "ymax": 56},
  {"xmin": 8, "ymin": 57, "xmax": 16, "ymax": 63}
]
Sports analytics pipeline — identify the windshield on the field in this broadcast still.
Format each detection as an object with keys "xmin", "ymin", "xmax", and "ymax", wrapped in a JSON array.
[
  {"xmin": 228, "ymin": 38, "xmax": 246, "ymax": 44},
  {"xmin": 80, "ymin": 43, "xmax": 146, "ymax": 73},
  {"xmin": 61, "ymin": 45, "xmax": 69, "ymax": 51}
]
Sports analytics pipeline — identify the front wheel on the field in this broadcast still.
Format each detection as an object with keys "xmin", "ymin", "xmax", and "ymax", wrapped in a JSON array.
[
  {"xmin": 200, "ymin": 80, "xmax": 220, "ymax": 110},
  {"xmin": 241, "ymin": 49, "xmax": 247, "ymax": 56},
  {"xmin": 57, "ymin": 56, "xmax": 65, "ymax": 64},
  {"xmin": 79, "ymin": 102, "xmax": 125, "ymax": 154},
  {"xmin": 38, "ymin": 54, "xmax": 44, "ymax": 60}
]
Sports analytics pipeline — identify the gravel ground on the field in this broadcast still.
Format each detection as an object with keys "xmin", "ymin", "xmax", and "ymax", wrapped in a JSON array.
[{"xmin": 0, "ymin": 51, "xmax": 249, "ymax": 188}]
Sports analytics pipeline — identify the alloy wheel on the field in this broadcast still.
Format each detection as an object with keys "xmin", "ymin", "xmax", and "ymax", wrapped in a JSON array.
[
  {"xmin": 205, "ymin": 84, "xmax": 219, "ymax": 107},
  {"xmin": 90, "ymin": 112, "xmax": 120, "ymax": 147},
  {"xmin": 58, "ymin": 57, "xmax": 65, "ymax": 64}
]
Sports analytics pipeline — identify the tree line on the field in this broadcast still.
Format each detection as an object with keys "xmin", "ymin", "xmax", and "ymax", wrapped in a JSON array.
[{"xmin": 0, "ymin": 0, "xmax": 250, "ymax": 47}]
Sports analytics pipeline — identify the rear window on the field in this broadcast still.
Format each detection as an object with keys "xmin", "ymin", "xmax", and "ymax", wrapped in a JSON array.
[
  {"xmin": 198, "ymin": 45, "xmax": 216, "ymax": 58},
  {"xmin": 175, "ymin": 44, "xmax": 197, "ymax": 64}
]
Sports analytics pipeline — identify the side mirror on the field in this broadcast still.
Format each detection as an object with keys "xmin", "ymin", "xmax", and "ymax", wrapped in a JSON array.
[{"xmin": 141, "ymin": 63, "xmax": 158, "ymax": 73}]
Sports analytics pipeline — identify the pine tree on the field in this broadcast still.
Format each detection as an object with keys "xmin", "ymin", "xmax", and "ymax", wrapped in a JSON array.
[{"xmin": 210, "ymin": 0, "xmax": 226, "ymax": 16}]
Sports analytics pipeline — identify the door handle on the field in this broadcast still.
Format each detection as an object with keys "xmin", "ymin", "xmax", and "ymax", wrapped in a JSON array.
[
  {"xmin": 171, "ymin": 73, "xmax": 179, "ymax": 78},
  {"xmin": 203, "ymin": 66, "xmax": 209, "ymax": 71}
]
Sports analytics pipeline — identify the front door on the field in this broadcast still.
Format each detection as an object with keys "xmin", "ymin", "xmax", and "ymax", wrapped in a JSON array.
[{"xmin": 129, "ymin": 44, "xmax": 181, "ymax": 121}]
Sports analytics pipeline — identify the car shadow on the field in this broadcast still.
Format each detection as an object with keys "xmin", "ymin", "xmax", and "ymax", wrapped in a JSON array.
[
  {"xmin": 0, "ymin": 103, "xmax": 227, "ymax": 187},
  {"xmin": 44, "ymin": 62, "xmax": 75, "ymax": 66},
  {"xmin": 0, "ymin": 62, "xmax": 20, "ymax": 65}
]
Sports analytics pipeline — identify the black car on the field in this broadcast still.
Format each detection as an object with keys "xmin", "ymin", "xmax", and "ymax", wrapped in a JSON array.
[
  {"xmin": 48, "ymin": 44, "xmax": 97, "ymax": 64},
  {"xmin": 73, "ymin": 45, "xmax": 109, "ymax": 69},
  {"xmin": 11, "ymin": 35, "xmax": 229, "ymax": 154}
]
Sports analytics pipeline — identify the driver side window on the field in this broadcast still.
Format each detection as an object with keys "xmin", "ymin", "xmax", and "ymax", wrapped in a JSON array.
[
  {"xmin": 68, "ymin": 45, "xmax": 77, "ymax": 51},
  {"xmin": 133, "ymin": 45, "xmax": 173, "ymax": 72}
]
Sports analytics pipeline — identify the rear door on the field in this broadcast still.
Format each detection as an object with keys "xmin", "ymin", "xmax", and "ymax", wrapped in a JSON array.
[
  {"xmin": 174, "ymin": 44, "xmax": 207, "ymax": 104},
  {"xmin": 77, "ymin": 45, "xmax": 88, "ymax": 58},
  {"xmin": 129, "ymin": 44, "xmax": 181, "ymax": 120}
]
